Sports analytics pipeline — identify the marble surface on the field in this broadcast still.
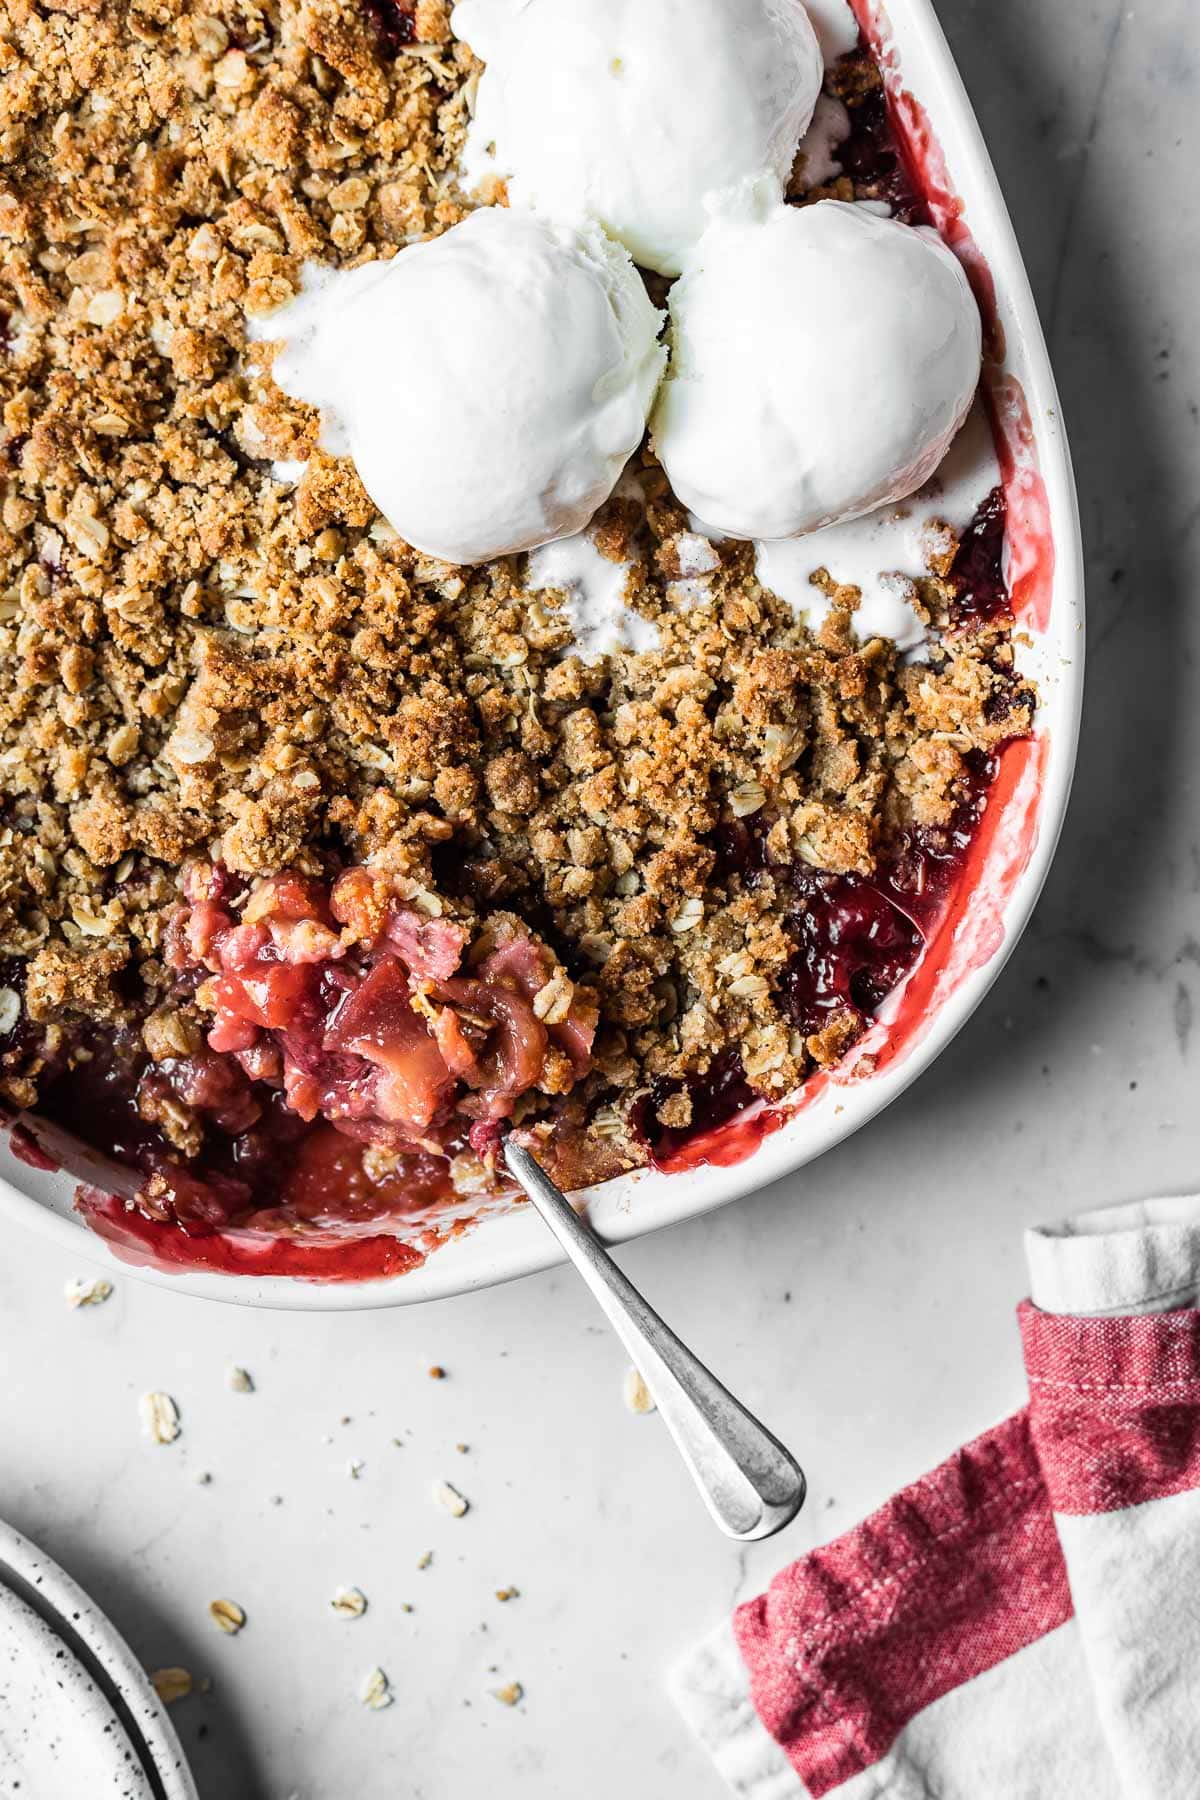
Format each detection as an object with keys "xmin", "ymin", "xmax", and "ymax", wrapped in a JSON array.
[{"xmin": 2, "ymin": 0, "xmax": 1197, "ymax": 1793}]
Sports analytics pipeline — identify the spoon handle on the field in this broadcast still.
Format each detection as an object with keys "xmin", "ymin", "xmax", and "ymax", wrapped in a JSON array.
[{"xmin": 503, "ymin": 1142, "xmax": 806, "ymax": 1541}]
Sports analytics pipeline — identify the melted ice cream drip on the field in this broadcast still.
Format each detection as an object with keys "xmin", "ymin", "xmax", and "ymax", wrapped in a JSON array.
[
  {"xmin": 755, "ymin": 402, "xmax": 1000, "ymax": 656},
  {"xmin": 524, "ymin": 533, "xmax": 660, "ymax": 664}
]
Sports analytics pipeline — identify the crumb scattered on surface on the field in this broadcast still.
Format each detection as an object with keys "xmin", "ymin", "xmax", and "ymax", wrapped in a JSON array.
[
  {"xmin": 433, "ymin": 1479, "xmax": 469, "ymax": 1517},
  {"xmin": 150, "ymin": 1667, "xmax": 193, "ymax": 1706},
  {"xmin": 623, "ymin": 1366, "xmax": 656, "ymax": 1415},
  {"xmin": 208, "ymin": 1598, "xmax": 246, "ymax": 1635},
  {"xmin": 64, "ymin": 1274, "xmax": 112, "ymax": 1308},
  {"xmin": 226, "ymin": 1365, "xmax": 254, "ymax": 1393},
  {"xmin": 140, "ymin": 1390, "xmax": 180, "ymax": 1445},
  {"xmin": 361, "ymin": 1665, "xmax": 393, "ymax": 1711},
  {"xmin": 331, "ymin": 1584, "xmax": 368, "ymax": 1619},
  {"xmin": 492, "ymin": 1680, "xmax": 524, "ymax": 1707}
]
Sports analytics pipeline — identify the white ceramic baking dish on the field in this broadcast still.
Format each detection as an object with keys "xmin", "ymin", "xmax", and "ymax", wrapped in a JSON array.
[{"xmin": 0, "ymin": 0, "xmax": 1083, "ymax": 1309}]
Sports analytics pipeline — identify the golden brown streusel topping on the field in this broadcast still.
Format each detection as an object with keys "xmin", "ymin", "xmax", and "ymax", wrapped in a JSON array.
[{"xmin": 0, "ymin": 5, "xmax": 1033, "ymax": 1191}]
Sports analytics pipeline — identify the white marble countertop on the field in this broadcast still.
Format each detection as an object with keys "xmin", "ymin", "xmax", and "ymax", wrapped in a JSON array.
[{"xmin": 2, "ymin": 0, "xmax": 1197, "ymax": 1793}]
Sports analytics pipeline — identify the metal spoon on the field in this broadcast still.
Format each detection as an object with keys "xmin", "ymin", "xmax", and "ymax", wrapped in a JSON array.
[{"xmin": 503, "ymin": 1141, "xmax": 806, "ymax": 1541}]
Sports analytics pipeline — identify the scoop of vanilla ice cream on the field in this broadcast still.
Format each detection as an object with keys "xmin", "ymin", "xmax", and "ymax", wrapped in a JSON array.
[
  {"xmin": 265, "ymin": 208, "xmax": 665, "ymax": 565},
  {"xmin": 451, "ymin": 0, "xmax": 824, "ymax": 278},
  {"xmin": 651, "ymin": 200, "xmax": 983, "ymax": 540}
]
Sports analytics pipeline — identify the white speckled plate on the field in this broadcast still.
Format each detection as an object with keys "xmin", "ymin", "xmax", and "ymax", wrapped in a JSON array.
[{"xmin": 0, "ymin": 1522, "xmax": 196, "ymax": 1800}]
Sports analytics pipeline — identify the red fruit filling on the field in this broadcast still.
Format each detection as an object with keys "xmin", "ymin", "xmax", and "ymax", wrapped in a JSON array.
[
  {"xmin": 362, "ymin": 0, "xmax": 416, "ymax": 55},
  {"xmin": 170, "ymin": 865, "xmax": 597, "ymax": 1161},
  {"xmin": 19, "ymin": 868, "xmax": 596, "ymax": 1250}
]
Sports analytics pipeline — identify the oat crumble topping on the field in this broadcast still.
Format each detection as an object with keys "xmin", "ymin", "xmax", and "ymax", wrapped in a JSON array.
[{"xmin": 0, "ymin": 3, "xmax": 1034, "ymax": 1254}]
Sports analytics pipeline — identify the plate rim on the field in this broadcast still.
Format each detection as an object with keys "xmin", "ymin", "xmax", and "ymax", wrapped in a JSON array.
[{"xmin": 0, "ymin": 1519, "xmax": 197, "ymax": 1800}]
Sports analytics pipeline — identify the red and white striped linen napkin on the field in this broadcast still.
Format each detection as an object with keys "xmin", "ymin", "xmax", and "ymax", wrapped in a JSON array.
[{"xmin": 673, "ymin": 1193, "xmax": 1200, "ymax": 1798}]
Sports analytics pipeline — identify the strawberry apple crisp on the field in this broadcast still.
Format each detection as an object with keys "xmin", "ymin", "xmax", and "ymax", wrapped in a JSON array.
[{"xmin": 0, "ymin": 0, "xmax": 1034, "ymax": 1270}]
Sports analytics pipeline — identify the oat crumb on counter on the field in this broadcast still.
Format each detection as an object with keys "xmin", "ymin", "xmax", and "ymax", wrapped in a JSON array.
[
  {"xmin": 208, "ymin": 1598, "xmax": 246, "ymax": 1635},
  {"xmin": 623, "ymin": 1367, "xmax": 656, "ymax": 1415},
  {"xmin": 361, "ymin": 1666, "xmax": 394, "ymax": 1711},
  {"xmin": 433, "ymin": 1479, "xmax": 469, "ymax": 1517},
  {"xmin": 150, "ymin": 1667, "xmax": 193, "ymax": 1706},
  {"xmin": 331, "ymin": 1585, "xmax": 368, "ymax": 1619},
  {"xmin": 64, "ymin": 1275, "xmax": 112, "ymax": 1308},
  {"xmin": 140, "ymin": 1390, "xmax": 181, "ymax": 1445}
]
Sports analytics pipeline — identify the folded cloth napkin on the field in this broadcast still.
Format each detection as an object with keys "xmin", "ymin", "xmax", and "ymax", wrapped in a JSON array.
[{"xmin": 673, "ymin": 1193, "xmax": 1200, "ymax": 1798}]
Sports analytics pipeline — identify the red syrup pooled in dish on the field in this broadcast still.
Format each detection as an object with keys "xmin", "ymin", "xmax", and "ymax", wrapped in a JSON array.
[
  {"xmin": 361, "ymin": 0, "xmax": 416, "ymax": 54},
  {"xmin": 948, "ymin": 486, "xmax": 1008, "ymax": 626},
  {"xmin": 642, "ymin": 480, "xmax": 1017, "ymax": 1167},
  {"xmin": 830, "ymin": 53, "xmax": 930, "ymax": 228}
]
